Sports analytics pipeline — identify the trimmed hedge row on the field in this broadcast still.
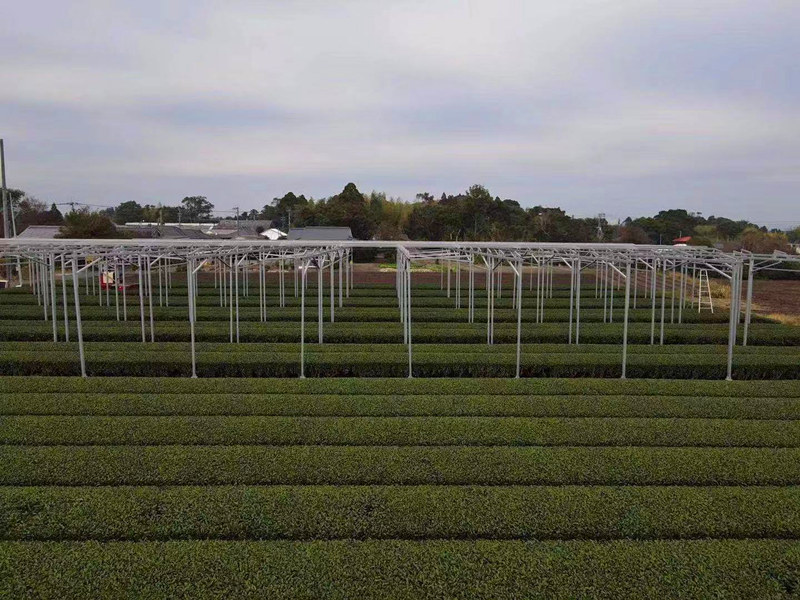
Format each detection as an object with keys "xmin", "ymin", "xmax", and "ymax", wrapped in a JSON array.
[
  {"xmin": 2, "ymin": 415, "xmax": 797, "ymax": 447},
  {"xmin": 0, "ymin": 304, "xmax": 748, "ymax": 323},
  {"xmin": 3, "ymin": 445, "xmax": 799, "ymax": 485},
  {"xmin": 3, "ymin": 539, "xmax": 798, "ymax": 599},
  {"xmin": 1, "ymin": 348, "xmax": 797, "ymax": 378},
  {"xmin": 1, "ymin": 293, "xmax": 645, "ymax": 310},
  {"xmin": 2, "ymin": 341, "xmax": 797, "ymax": 356},
  {"xmin": 3, "ymin": 392, "xmax": 798, "ymax": 419},
  {"xmin": 3, "ymin": 485, "xmax": 799, "ymax": 541},
  {"xmin": 2, "ymin": 376, "xmax": 797, "ymax": 397},
  {"xmin": 1, "ymin": 320, "xmax": 795, "ymax": 345},
  {"xmin": 3, "ymin": 392, "xmax": 800, "ymax": 419}
]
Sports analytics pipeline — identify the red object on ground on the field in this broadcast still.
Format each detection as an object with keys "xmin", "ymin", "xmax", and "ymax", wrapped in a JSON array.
[{"xmin": 673, "ymin": 236, "xmax": 692, "ymax": 243}]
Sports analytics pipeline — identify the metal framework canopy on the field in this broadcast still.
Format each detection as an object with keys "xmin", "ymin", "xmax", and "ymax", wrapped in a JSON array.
[{"xmin": 0, "ymin": 238, "xmax": 796, "ymax": 380}]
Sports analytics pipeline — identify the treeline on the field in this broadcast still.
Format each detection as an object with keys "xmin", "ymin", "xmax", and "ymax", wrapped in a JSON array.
[{"xmin": 2, "ymin": 183, "xmax": 799, "ymax": 253}]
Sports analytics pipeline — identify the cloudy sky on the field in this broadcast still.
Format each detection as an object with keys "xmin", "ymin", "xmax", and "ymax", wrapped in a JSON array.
[{"xmin": 2, "ymin": 0, "xmax": 798, "ymax": 225}]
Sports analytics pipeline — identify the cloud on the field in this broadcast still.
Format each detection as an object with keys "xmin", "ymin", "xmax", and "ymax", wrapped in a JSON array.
[{"xmin": 1, "ymin": 0, "xmax": 798, "ymax": 224}]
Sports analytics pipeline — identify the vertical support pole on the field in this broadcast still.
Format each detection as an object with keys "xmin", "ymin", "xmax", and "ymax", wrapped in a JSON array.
[
  {"xmin": 61, "ymin": 255, "xmax": 69, "ymax": 342},
  {"xmin": 114, "ymin": 260, "xmax": 120, "ymax": 321},
  {"xmin": 229, "ymin": 256, "xmax": 234, "ymax": 343},
  {"xmin": 339, "ymin": 252, "xmax": 343, "ymax": 309},
  {"xmin": 515, "ymin": 259, "xmax": 522, "ymax": 378},
  {"xmin": 158, "ymin": 259, "xmax": 163, "ymax": 307},
  {"xmin": 317, "ymin": 260, "xmax": 323, "ymax": 344},
  {"xmin": 235, "ymin": 254, "xmax": 240, "ymax": 343},
  {"xmin": 330, "ymin": 255, "xmax": 335, "ymax": 323},
  {"xmin": 189, "ymin": 259, "xmax": 197, "ymax": 378},
  {"xmin": 633, "ymin": 261, "xmax": 638, "ymax": 308},
  {"xmin": 49, "ymin": 253, "xmax": 57, "ymax": 342},
  {"xmin": 670, "ymin": 263, "xmax": 676, "ymax": 323},
  {"xmin": 300, "ymin": 263, "xmax": 306, "ymax": 378},
  {"xmin": 447, "ymin": 260, "xmax": 451, "ymax": 298},
  {"xmin": 122, "ymin": 261, "xmax": 127, "ymax": 321},
  {"xmin": 486, "ymin": 259, "xmax": 493, "ymax": 345},
  {"xmin": 575, "ymin": 258, "xmax": 581, "ymax": 345},
  {"xmin": 72, "ymin": 253, "xmax": 86, "ymax": 377},
  {"xmin": 609, "ymin": 263, "xmax": 615, "ymax": 323},
  {"xmin": 659, "ymin": 260, "xmax": 667, "ymax": 345},
  {"xmin": 407, "ymin": 258, "xmax": 412, "ymax": 378},
  {"xmin": 743, "ymin": 256, "xmax": 754, "ymax": 346},
  {"xmin": 650, "ymin": 259, "xmax": 657, "ymax": 345},
  {"xmin": 148, "ymin": 259, "xmax": 155, "ymax": 343},
  {"xmin": 568, "ymin": 260, "xmax": 575, "ymax": 344},
  {"xmin": 726, "ymin": 264, "xmax": 740, "ymax": 381},
  {"xmin": 138, "ymin": 256, "xmax": 146, "ymax": 343},
  {"xmin": 621, "ymin": 260, "xmax": 631, "ymax": 379}
]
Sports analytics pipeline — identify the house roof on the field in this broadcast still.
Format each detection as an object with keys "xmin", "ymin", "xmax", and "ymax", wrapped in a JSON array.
[
  {"xmin": 287, "ymin": 226, "xmax": 354, "ymax": 241},
  {"xmin": 16, "ymin": 225, "xmax": 61, "ymax": 239}
]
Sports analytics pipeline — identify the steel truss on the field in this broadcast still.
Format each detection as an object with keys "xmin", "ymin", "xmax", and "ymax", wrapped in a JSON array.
[{"xmin": 1, "ymin": 239, "xmax": 797, "ymax": 380}]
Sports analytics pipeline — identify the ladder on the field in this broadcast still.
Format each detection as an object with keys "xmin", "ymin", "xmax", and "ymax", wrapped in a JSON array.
[{"xmin": 696, "ymin": 269, "xmax": 713, "ymax": 313}]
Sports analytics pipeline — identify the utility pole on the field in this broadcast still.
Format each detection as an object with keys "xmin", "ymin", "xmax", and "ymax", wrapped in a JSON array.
[
  {"xmin": 1, "ymin": 139, "xmax": 9, "ymax": 240},
  {"xmin": 234, "ymin": 206, "xmax": 240, "ymax": 234}
]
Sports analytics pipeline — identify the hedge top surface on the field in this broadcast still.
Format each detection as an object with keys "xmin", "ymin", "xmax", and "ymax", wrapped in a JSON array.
[{"xmin": 2, "ymin": 377, "xmax": 799, "ymax": 396}]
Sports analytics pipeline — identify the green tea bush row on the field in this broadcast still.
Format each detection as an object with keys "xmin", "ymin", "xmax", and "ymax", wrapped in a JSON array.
[
  {"xmin": 3, "ymin": 539, "xmax": 797, "ymax": 599},
  {"xmin": 1, "ymin": 320, "xmax": 795, "ymax": 345},
  {"xmin": 0, "ymin": 304, "xmax": 747, "ymax": 324},
  {"xmin": 2, "ymin": 485, "xmax": 798, "ymax": 541},
  {"xmin": 3, "ymin": 415, "xmax": 796, "ymax": 447},
  {"xmin": 3, "ymin": 445, "xmax": 798, "ymax": 485},
  {"xmin": 4, "ymin": 392, "xmax": 800, "ymax": 419},
  {"xmin": 0, "ymin": 348, "xmax": 797, "ymax": 378},
  {"xmin": 2, "ymin": 376, "xmax": 797, "ymax": 397}
]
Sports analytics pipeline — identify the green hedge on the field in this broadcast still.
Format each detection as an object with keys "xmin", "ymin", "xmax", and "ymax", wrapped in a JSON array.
[
  {"xmin": 0, "ymin": 304, "xmax": 746, "ymax": 324},
  {"xmin": 3, "ymin": 415, "xmax": 797, "ymax": 447},
  {"xmin": 0, "ymin": 293, "xmax": 651, "ymax": 310},
  {"xmin": 3, "ymin": 539, "xmax": 798, "ymax": 599},
  {"xmin": 3, "ymin": 486, "xmax": 799, "ymax": 541},
  {"xmin": 1, "ymin": 347, "xmax": 797, "ymax": 378},
  {"xmin": 2, "ymin": 376, "xmax": 797, "ymax": 397},
  {"xmin": 3, "ymin": 445, "xmax": 798, "ymax": 485},
  {"xmin": 1, "ymin": 320, "xmax": 795, "ymax": 345},
  {"xmin": 4, "ymin": 393, "xmax": 799, "ymax": 419}
]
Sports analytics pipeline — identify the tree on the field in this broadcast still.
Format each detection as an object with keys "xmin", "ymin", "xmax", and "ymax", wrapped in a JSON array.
[
  {"xmin": 181, "ymin": 196, "xmax": 214, "ymax": 222},
  {"xmin": 325, "ymin": 183, "xmax": 376, "ymax": 239},
  {"xmin": 57, "ymin": 209, "xmax": 124, "ymax": 239},
  {"xmin": 739, "ymin": 227, "xmax": 791, "ymax": 254},
  {"xmin": 113, "ymin": 201, "xmax": 144, "ymax": 224},
  {"xmin": 270, "ymin": 192, "xmax": 309, "ymax": 229}
]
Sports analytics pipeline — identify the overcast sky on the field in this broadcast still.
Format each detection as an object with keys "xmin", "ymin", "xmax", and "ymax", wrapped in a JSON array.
[{"xmin": 2, "ymin": 0, "xmax": 798, "ymax": 226}]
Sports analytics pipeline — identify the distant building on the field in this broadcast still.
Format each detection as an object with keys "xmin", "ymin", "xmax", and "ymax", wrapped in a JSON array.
[
  {"xmin": 209, "ymin": 219, "xmax": 278, "ymax": 239},
  {"xmin": 16, "ymin": 225, "xmax": 61, "ymax": 239},
  {"xmin": 287, "ymin": 226, "xmax": 354, "ymax": 241},
  {"xmin": 118, "ymin": 224, "xmax": 209, "ymax": 239}
]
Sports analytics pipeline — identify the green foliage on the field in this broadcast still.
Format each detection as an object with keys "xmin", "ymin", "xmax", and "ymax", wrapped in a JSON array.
[
  {"xmin": 111, "ymin": 200, "xmax": 144, "ymax": 224},
  {"xmin": 4, "ymin": 392, "xmax": 800, "ymax": 419},
  {"xmin": 56, "ymin": 208, "xmax": 124, "ymax": 239},
  {"xmin": 180, "ymin": 195, "xmax": 214, "ymax": 222},
  {"xmin": 4, "ymin": 444, "xmax": 799, "ymax": 486},
  {"xmin": 1, "ymin": 414, "xmax": 797, "ymax": 446},
  {"xmin": 3, "ymin": 486, "xmax": 799, "ymax": 541},
  {"xmin": 4, "ymin": 539, "xmax": 799, "ymax": 599}
]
